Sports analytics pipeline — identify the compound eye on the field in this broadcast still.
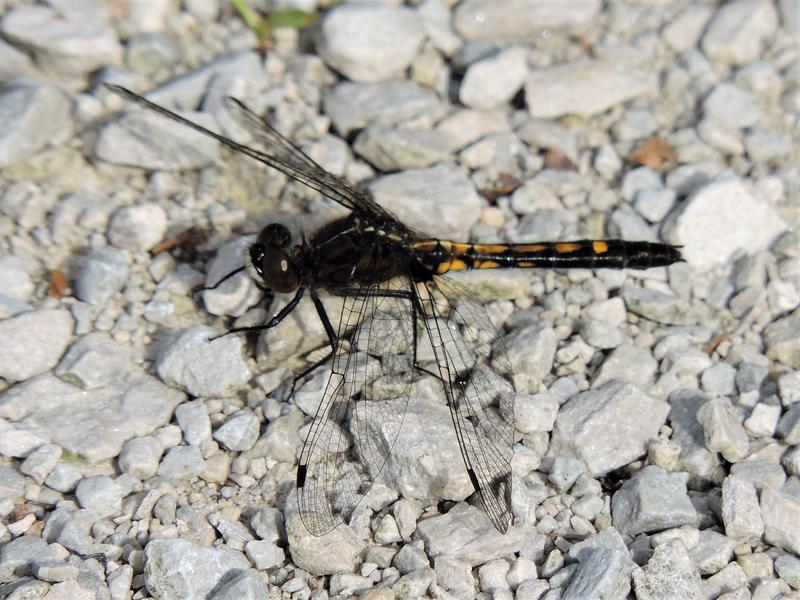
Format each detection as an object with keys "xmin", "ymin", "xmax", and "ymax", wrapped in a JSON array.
[
  {"xmin": 259, "ymin": 223, "xmax": 292, "ymax": 248},
  {"xmin": 250, "ymin": 245, "xmax": 299, "ymax": 293}
]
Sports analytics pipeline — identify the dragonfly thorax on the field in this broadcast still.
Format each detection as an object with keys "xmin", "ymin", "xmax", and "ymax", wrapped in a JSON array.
[{"xmin": 249, "ymin": 223, "xmax": 301, "ymax": 293}]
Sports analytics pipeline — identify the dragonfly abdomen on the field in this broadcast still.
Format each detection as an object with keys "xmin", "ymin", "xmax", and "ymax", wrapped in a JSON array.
[{"xmin": 414, "ymin": 239, "xmax": 683, "ymax": 274}]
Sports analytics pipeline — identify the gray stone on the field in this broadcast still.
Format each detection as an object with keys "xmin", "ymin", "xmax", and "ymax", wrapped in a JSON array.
[
  {"xmin": 580, "ymin": 319, "xmax": 624, "ymax": 350},
  {"xmin": 632, "ymin": 539, "xmax": 702, "ymax": 599},
  {"xmin": 41, "ymin": 507, "xmax": 99, "ymax": 556},
  {"xmin": 323, "ymin": 81, "xmax": 439, "ymax": 135},
  {"xmin": 354, "ymin": 125, "xmax": 455, "ymax": 171},
  {"xmin": 515, "ymin": 393, "xmax": 558, "ymax": 435},
  {"xmin": 551, "ymin": 381, "xmax": 669, "ymax": 476},
  {"xmin": 44, "ymin": 461, "xmax": 83, "ymax": 493},
  {"xmin": 125, "ymin": 31, "xmax": 180, "ymax": 76},
  {"xmin": 174, "ymin": 401, "xmax": 212, "ymax": 445},
  {"xmin": 366, "ymin": 394, "xmax": 473, "ymax": 504},
  {"xmin": 730, "ymin": 459, "xmax": 786, "ymax": 490},
  {"xmin": 721, "ymin": 475, "xmax": 763, "ymax": 540},
  {"xmin": 0, "ymin": 463, "xmax": 26, "ymax": 503},
  {"xmin": 774, "ymin": 554, "xmax": 800, "ymax": 589},
  {"xmin": 701, "ymin": 0, "xmax": 778, "ymax": 65},
  {"xmin": 202, "ymin": 237, "xmax": 261, "ymax": 318},
  {"xmin": 635, "ymin": 189, "xmax": 677, "ymax": 224},
  {"xmin": 737, "ymin": 362, "xmax": 769, "ymax": 394},
  {"xmin": 505, "ymin": 323, "xmax": 557, "ymax": 381},
  {"xmin": 0, "ymin": 81, "xmax": 71, "ymax": 167},
  {"xmin": 285, "ymin": 495, "xmax": 366, "ymax": 576},
  {"xmin": 0, "ymin": 309, "xmax": 73, "ymax": 382},
  {"xmin": 251, "ymin": 507, "xmax": 285, "ymax": 544},
  {"xmin": 118, "ymin": 436, "xmax": 163, "ymax": 479},
  {"xmin": 525, "ymin": 59, "xmax": 656, "ymax": 119},
  {"xmin": 107, "ymin": 203, "xmax": 168, "ymax": 252},
  {"xmin": 153, "ymin": 494, "xmax": 177, "ymax": 525},
  {"xmin": 74, "ymin": 247, "xmax": 130, "ymax": 305},
  {"xmin": 0, "ymin": 36, "xmax": 35, "ymax": 79},
  {"xmin": 453, "ymin": 0, "xmax": 600, "ymax": 41},
  {"xmin": 663, "ymin": 4, "xmax": 715, "ymax": 53},
  {"xmin": 0, "ymin": 420, "xmax": 50, "ymax": 458},
  {"xmin": 34, "ymin": 560, "xmax": 79, "ymax": 583},
  {"xmin": 368, "ymin": 163, "xmax": 481, "ymax": 240},
  {"xmin": 107, "ymin": 563, "xmax": 133, "ymax": 600},
  {"xmin": 244, "ymin": 540, "xmax": 284, "ymax": 571},
  {"xmin": 0, "ymin": 372, "xmax": 183, "ymax": 464},
  {"xmin": 434, "ymin": 555, "xmax": 474, "ymax": 599},
  {"xmin": 745, "ymin": 129, "xmax": 791, "ymax": 162},
  {"xmin": 0, "ymin": 256, "xmax": 34, "ymax": 302},
  {"xmin": 208, "ymin": 568, "xmax": 267, "ymax": 600},
  {"xmin": 437, "ymin": 108, "xmax": 511, "ymax": 150},
  {"xmin": 703, "ymin": 83, "xmax": 762, "ymax": 129},
  {"xmin": 144, "ymin": 538, "xmax": 249, "ymax": 600},
  {"xmin": 697, "ymin": 117, "xmax": 744, "ymax": 155},
  {"xmin": 562, "ymin": 547, "xmax": 632, "ymax": 600},
  {"xmin": 764, "ymin": 312, "xmax": 800, "ymax": 369},
  {"xmin": 0, "ymin": 535, "xmax": 64, "ymax": 581},
  {"xmin": 593, "ymin": 344, "xmax": 658, "ymax": 388},
  {"xmin": 744, "ymin": 403, "xmax": 781, "ymax": 437},
  {"xmin": 416, "ymin": 503, "xmax": 527, "ymax": 567},
  {"xmin": 778, "ymin": 370, "xmax": 800, "ymax": 405},
  {"xmin": 96, "ymin": 104, "xmax": 219, "ymax": 171},
  {"xmin": 516, "ymin": 119, "xmax": 579, "ymax": 167},
  {"xmin": 0, "ymin": 4, "xmax": 122, "ymax": 78},
  {"xmin": 689, "ymin": 529, "xmax": 737, "ymax": 575},
  {"xmin": 696, "ymin": 397, "xmax": 750, "ymax": 462},
  {"xmin": 213, "ymin": 412, "xmax": 260, "ymax": 451},
  {"xmin": 391, "ymin": 567, "xmax": 436, "ymax": 597},
  {"xmin": 611, "ymin": 466, "xmax": 697, "ymax": 536},
  {"xmin": 75, "ymin": 475, "xmax": 124, "ymax": 518},
  {"xmin": 778, "ymin": 404, "xmax": 800, "ymax": 444},
  {"xmin": 761, "ymin": 487, "xmax": 800, "ymax": 555},
  {"xmin": 156, "ymin": 326, "xmax": 251, "ymax": 397},
  {"xmin": 700, "ymin": 363, "xmax": 737, "ymax": 396},
  {"xmin": 394, "ymin": 542, "xmax": 430, "ymax": 575},
  {"xmin": 142, "ymin": 51, "xmax": 264, "ymax": 110},
  {"xmin": 548, "ymin": 457, "xmax": 584, "ymax": 493},
  {"xmin": 702, "ymin": 562, "xmax": 747, "ymax": 599},
  {"xmin": 19, "ymin": 443, "xmax": 62, "ymax": 483},
  {"xmin": 56, "ymin": 333, "xmax": 136, "ymax": 391},
  {"xmin": 662, "ymin": 175, "xmax": 787, "ymax": 271},
  {"xmin": 621, "ymin": 284, "xmax": 693, "ymax": 326},
  {"xmin": 460, "ymin": 47, "xmax": 528, "ymax": 110},
  {"xmin": 157, "ymin": 445, "xmax": 206, "ymax": 480},
  {"xmin": 317, "ymin": 3, "xmax": 423, "ymax": 83}
]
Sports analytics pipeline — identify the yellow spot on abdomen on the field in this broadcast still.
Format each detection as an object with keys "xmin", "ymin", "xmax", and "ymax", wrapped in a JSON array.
[
  {"xmin": 515, "ymin": 244, "xmax": 547, "ymax": 253},
  {"xmin": 475, "ymin": 260, "xmax": 500, "ymax": 269},
  {"xmin": 472, "ymin": 244, "xmax": 509, "ymax": 254},
  {"xmin": 592, "ymin": 241, "xmax": 609, "ymax": 254},
  {"xmin": 555, "ymin": 242, "xmax": 581, "ymax": 253},
  {"xmin": 436, "ymin": 258, "xmax": 468, "ymax": 274}
]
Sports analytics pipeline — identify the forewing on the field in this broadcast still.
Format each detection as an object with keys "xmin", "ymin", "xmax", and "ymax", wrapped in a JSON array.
[
  {"xmin": 224, "ymin": 97, "xmax": 399, "ymax": 221},
  {"xmin": 416, "ymin": 275, "xmax": 516, "ymax": 533},
  {"xmin": 296, "ymin": 276, "xmax": 415, "ymax": 536},
  {"xmin": 104, "ymin": 84, "xmax": 399, "ymax": 221}
]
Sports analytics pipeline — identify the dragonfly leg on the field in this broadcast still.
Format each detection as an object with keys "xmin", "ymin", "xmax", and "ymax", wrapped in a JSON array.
[
  {"xmin": 289, "ymin": 288, "xmax": 340, "ymax": 395},
  {"xmin": 210, "ymin": 286, "xmax": 305, "ymax": 340}
]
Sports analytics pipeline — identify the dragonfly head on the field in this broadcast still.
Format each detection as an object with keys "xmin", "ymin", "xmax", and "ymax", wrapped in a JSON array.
[{"xmin": 249, "ymin": 223, "xmax": 300, "ymax": 293}]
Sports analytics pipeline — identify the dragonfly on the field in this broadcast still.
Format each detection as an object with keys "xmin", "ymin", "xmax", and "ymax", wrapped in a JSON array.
[{"xmin": 106, "ymin": 84, "xmax": 683, "ymax": 535}]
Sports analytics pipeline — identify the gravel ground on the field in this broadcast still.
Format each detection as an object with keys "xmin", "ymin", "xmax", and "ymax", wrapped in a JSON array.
[{"xmin": 0, "ymin": 0, "xmax": 799, "ymax": 599}]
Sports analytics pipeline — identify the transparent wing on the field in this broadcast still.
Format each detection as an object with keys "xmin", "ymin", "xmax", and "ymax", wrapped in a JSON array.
[
  {"xmin": 223, "ymin": 97, "xmax": 399, "ymax": 220},
  {"xmin": 296, "ymin": 275, "xmax": 415, "ymax": 536},
  {"xmin": 416, "ymin": 275, "xmax": 516, "ymax": 533},
  {"xmin": 105, "ymin": 84, "xmax": 398, "ymax": 220}
]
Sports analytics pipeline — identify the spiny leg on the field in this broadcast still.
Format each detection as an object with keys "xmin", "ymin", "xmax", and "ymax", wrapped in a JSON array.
[{"xmin": 210, "ymin": 286, "xmax": 305, "ymax": 340}]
